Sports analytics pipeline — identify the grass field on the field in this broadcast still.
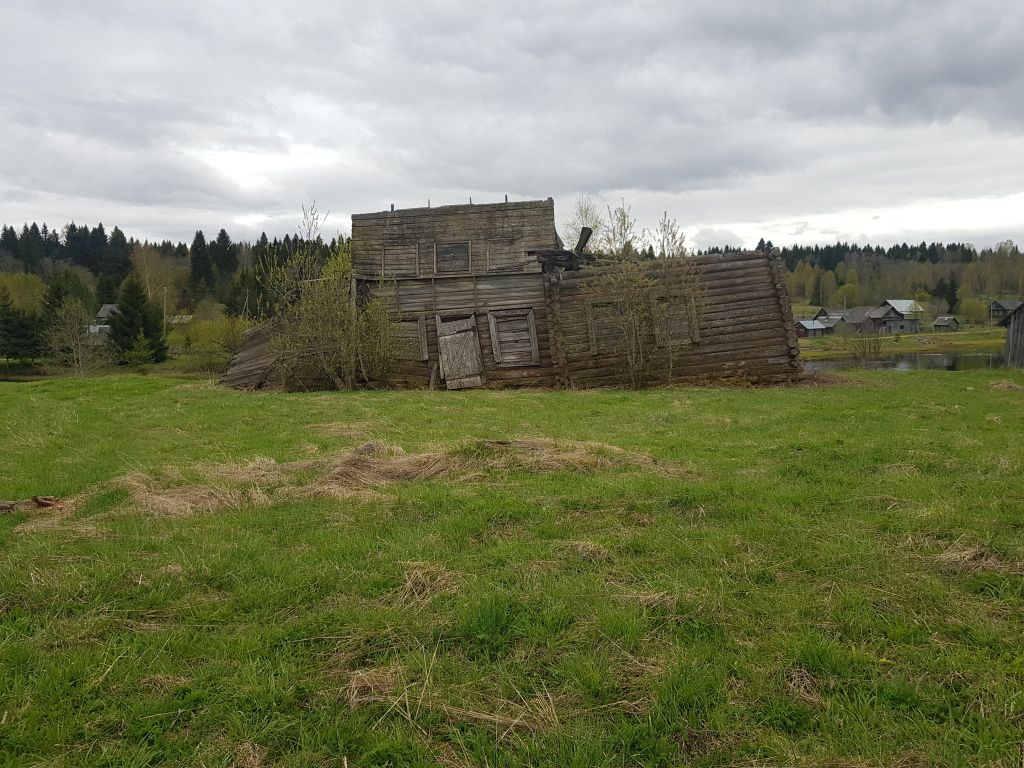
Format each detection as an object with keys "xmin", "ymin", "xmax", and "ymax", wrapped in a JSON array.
[
  {"xmin": 798, "ymin": 328, "xmax": 1006, "ymax": 360},
  {"xmin": 2, "ymin": 372, "xmax": 1023, "ymax": 766}
]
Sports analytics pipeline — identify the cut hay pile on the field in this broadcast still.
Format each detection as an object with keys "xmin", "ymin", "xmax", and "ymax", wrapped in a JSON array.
[
  {"xmin": 126, "ymin": 438, "xmax": 682, "ymax": 515},
  {"xmin": 17, "ymin": 437, "xmax": 686, "ymax": 527}
]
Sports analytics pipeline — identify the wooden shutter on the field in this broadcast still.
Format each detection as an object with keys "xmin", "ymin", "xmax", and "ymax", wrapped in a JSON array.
[{"xmin": 488, "ymin": 308, "xmax": 539, "ymax": 367}]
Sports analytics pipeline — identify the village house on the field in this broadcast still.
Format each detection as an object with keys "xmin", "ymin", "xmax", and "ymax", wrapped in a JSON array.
[
  {"xmin": 988, "ymin": 299, "xmax": 1022, "ymax": 325},
  {"xmin": 813, "ymin": 300, "xmax": 922, "ymax": 334},
  {"xmin": 794, "ymin": 319, "xmax": 827, "ymax": 338},
  {"xmin": 933, "ymin": 316, "xmax": 960, "ymax": 332},
  {"xmin": 224, "ymin": 198, "xmax": 802, "ymax": 389}
]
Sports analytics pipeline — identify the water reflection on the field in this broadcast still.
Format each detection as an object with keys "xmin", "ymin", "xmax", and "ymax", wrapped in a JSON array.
[{"xmin": 803, "ymin": 352, "xmax": 1006, "ymax": 373}]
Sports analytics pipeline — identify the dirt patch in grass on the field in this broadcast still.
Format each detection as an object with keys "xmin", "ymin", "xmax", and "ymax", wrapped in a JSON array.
[
  {"xmin": 989, "ymin": 379, "xmax": 1023, "ymax": 392},
  {"xmin": 140, "ymin": 674, "xmax": 191, "ymax": 694},
  {"xmin": 13, "ymin": 495, "xmax": 90, "ymax": 535}
]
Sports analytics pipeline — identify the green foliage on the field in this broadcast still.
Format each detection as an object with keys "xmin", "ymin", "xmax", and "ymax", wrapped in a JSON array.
[
  {"xmin": 183, "ymin": 314, "xmax": 251, "ymax": 374},
  {"xmin": 0, "ymin": 272, "xmax": 46, "ymax": 313},
  {"xmin": 266, "ymin": 206, "xmax": 398, "ymax": 390},
  {"xmin": 108, "ymin": 277, "xmax": 168, "ymax": 363},
  {"xmin": 0, "ymin": 287, "xmax": 44, "ymax": 361}
]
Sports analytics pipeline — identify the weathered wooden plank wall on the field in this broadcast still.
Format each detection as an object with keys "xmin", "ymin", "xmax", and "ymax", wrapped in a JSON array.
[
  {"xmin": 352, "ymin": 199, "xmax": 559, "ymax": 277},
  {"xmin": 369, "ymin": 271, "xmax": 557, "ymax": 387},
  {"xmin": 1005, "ymin": 310, "xmax": 1024, "ymax": 368}
]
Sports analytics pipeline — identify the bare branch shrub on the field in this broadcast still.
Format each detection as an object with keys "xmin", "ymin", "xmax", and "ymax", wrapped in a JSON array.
[
  {"xmin": 45, "ymin": 298, "xmax": 112, "ymax": 375},
  {"xmin": 264, "ymin": 205, "xmax": 400, "ymax": 390},
  {"xmin": 587, "ymin": 209, "xmax": 703, "ymax": 388},
  {"xmin": 845, "ymin": 334, "xmax": 887, "ymax": 368}
]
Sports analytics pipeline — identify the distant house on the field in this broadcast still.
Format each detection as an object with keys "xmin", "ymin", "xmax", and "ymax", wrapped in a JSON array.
[
  {"xmin": 999, "ymin": 303, "xmax": 1024, "ymax": 368},
  {"xmin": 814, "ymin": 301, "xmax": 920, "ymax": 334},
  {"xmin": 96, "ymin": 303, "xmax": 118, "ymax": 323},
  {"xmin": 865, "ymin": 303, "xmax": 920, "ymax": 334},
  {"xmin": 795, "ymin": 319, "xmax": 827, "ymax": 338},
  {"xmin": 988, "ymin": 299, "xmax": 1022, "ymax": 325},
  {"xmin": 933, "ymin": 316, "xmax": 960, "ymax": 332},
  {"xmin": 819, "ymin": 316, "xmax": 850, "ymax": 335},
  {"xmin": 881, "ymin": 299, "xmax": 925, "ymax": 318}
]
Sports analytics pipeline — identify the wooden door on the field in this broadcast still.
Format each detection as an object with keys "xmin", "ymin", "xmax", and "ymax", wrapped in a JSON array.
[{"xmin": 436, "ymin": 314, "xmax": 485, "ymax": 389}]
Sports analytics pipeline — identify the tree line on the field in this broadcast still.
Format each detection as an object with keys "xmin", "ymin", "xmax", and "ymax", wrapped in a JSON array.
[{"xmin": 0, "ymin": 217, "xmax": 346, "ymax": 365}]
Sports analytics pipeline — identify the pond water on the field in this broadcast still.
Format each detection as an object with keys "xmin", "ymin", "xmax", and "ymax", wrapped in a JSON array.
[{"xmin": 803, "ymin": 352, "xmax": 1006, "ymax": 373}]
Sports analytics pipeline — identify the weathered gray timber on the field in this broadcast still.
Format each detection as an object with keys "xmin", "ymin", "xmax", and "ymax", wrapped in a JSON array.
[
  {"xmin": 1000, "ymin": 304, "xmax": 1024, "ymax": 368},
  {"xmin": 222, "ymin": 198, "xmax": 802, "ymax": 389},
  {"xmin": 352, "ymin": 199, "xmax": 561, "ymax": 278}
]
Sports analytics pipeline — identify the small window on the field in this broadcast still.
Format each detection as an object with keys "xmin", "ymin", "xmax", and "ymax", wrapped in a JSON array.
[
  {"xmin": 587, "ymin": 300, "xmax": 624, "ymax": 353},
  {"xmin": 654, "ymin": 296, "xmax": 700, "ymax": 347},
  {"xmin": 488, "ymin": 307, "xmax": 539, "ymax": 366},
  {"xmin": 435, "ymin": 242, "xmax": 470, "ymax": 274},
  {"xmin": 396, "ymin": 316, "xmax": 428, "ymax": 361}
]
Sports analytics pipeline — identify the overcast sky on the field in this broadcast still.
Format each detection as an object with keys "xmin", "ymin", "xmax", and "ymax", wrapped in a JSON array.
[{"xmin": 2, "ymin": 1, "xmax": 1023, "ymax": 250}]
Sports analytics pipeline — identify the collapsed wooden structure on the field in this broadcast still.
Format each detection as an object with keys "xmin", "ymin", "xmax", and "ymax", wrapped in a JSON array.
[
  {"xmin": 223, "ymin": 198, "xmax": 802, "ymax": 390},
  {"xmin": 999, "ymin": 302, "xmax": 1024, "ymax": 368}
]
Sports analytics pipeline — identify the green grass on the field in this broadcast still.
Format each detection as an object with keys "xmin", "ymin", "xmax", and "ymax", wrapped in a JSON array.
[
  {"xmin": 799, "ymin": 327, "xmax": 1006, "ymax": 360},
  {"xmin": 1, "ymin": 372, "xmax": 1023, "ymax": 766}
]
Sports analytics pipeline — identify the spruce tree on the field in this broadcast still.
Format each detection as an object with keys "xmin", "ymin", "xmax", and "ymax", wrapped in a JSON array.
[
  {"xmin": 0, "ymin": 225, "xmax": 19, "ymax": 259},
  {"xmin": 189, "ymin": 230, "xmax": 214, "ymax": 295},
  {"xmin": 109, "ymin": 277, "xmax": 167, "ymax": 363},
  {"xmin": 101, "ymin": 226, "xmax": 133, "ymax": 284},
  {"xmin": 209, "ymin": 228, "xmax": 238, "ymax": 279}
]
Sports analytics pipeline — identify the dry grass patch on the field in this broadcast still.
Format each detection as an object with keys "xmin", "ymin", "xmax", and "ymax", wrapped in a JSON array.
[
  {"xmin": 989, "ymin": 379, "xmax": 1023, "ymax": 392},
  {"xmin": 936, "ymin": 541, "xmax": 1023, "ymax": 576},
  {"xmin": 120, "ymin": 471, "xmax": 263, "ymax": 517},
  {"xmin": 231, "ymin": 741, "xmax": 266, "ymax": 768},
  {"xmin": 561, "ymin": 540, "xmax": 612, "ymax": 562},
  {"xmin": 346, "ymin": 665, "xmax": 404, "ymax": 707},
  {"xmin": 46, "ymin": 436, "xmax": 686, "ymax": 525},
  {"xmin": 390, "ymin": 561, "xmax": 461, "ymax": 607},
  {"xmin": 785, "ymin": 666, "xmax": 825, "ymax": 707},
  {"xmin": 140, "ymin": 674, "xmax": 190, "ymax": 694},
  {"xmin": 881, "ymin": 463, "xmax": 920, "ymax": 477}
]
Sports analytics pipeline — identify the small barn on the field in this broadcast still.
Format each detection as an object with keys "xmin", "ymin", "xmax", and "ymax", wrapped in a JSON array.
[
  {"xmin": 224, "ymin": 198, "xmax": 802, "ymax": 389},
  {"xmin": 999, "ymin": 303, "xmax": 1024, "ymax": 368},
  {"xmin": 988, "ymin": 299, "xmax": 1022, "ymax": 325},
  {"xmin": 933, "ymin": 316, "xmax": 960, "ymax": 332},
  {"xmin": 795, "ymin": 319, "xmax": 827, "ymax": 338}
]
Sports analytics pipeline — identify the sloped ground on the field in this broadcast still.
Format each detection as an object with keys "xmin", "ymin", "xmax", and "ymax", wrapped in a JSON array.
[{"xmin": 1, "ymin": 371, "xmax": 1022, "ymax": 766}]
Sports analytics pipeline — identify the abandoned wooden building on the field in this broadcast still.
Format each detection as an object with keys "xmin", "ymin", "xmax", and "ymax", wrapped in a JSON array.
[
  {"xmin": 999, "ymin": 302, "xmax": 1024, "ymax": 368},
  {"xmin": 223, "ymin": 198, "xmax": 802, "ymax": 389}
]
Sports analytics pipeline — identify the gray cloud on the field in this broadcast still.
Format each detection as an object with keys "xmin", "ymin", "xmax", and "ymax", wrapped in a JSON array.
[{"xmin": 1, "ymin": 0, "xmax": 1023, "ymax": 247}]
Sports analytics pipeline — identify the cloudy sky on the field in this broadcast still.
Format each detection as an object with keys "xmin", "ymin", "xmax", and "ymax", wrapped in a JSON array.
[{"xmin": 2, "ymin": 1, "xmax": 1022, "ymax": 250}]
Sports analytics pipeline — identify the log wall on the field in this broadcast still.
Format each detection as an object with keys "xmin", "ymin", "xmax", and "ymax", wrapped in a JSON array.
[{"xmin": 546, "ymin": 251, "xmax": 801, "ymax": 386}]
